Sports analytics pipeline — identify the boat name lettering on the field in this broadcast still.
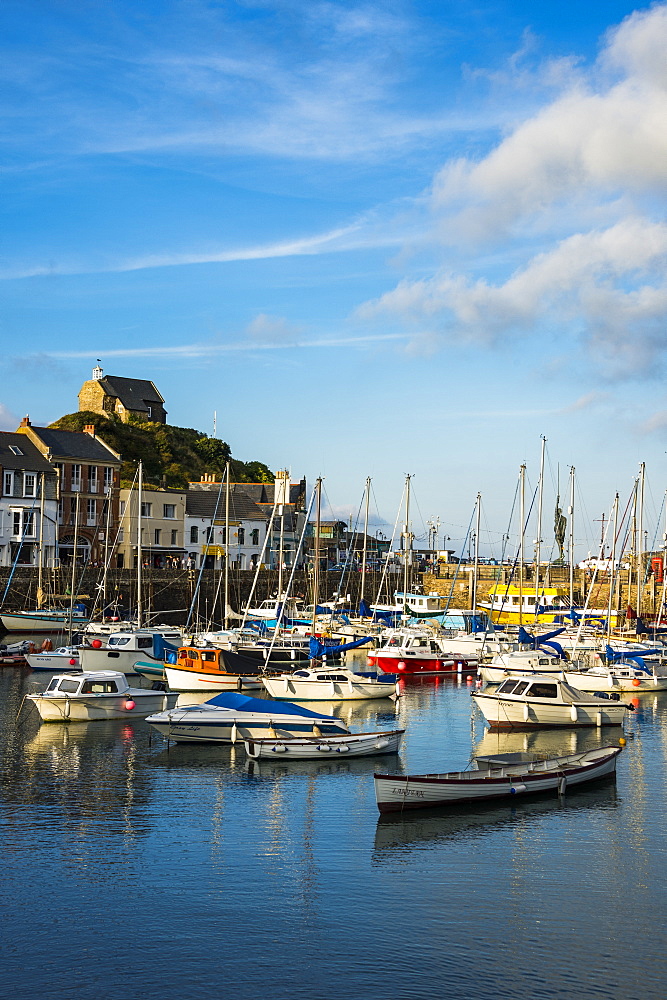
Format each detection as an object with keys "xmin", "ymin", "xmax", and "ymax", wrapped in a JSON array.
[{"xmin": 392, "ymin": 787, "xmax": 425, "ymax": 797}]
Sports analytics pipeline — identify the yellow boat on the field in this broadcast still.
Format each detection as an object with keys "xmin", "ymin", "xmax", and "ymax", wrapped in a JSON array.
[{"xmin": 480, "ymin": 585, "xmax": 619, "ymax": 626}]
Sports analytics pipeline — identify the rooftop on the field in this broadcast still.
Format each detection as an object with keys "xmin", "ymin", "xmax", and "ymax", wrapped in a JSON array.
[{"xmin": 0, "ymin": 432, "xmax": 55, "ymax": 473}]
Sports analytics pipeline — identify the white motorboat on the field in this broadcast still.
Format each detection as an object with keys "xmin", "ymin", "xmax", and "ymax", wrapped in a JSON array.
[
  {"xmin": 374, "ymin": 745, "xmax": 623, "ymax": 813},
  {"xmin": 479, "ymin": 649, "xmax": 667, "ymax": 692},
  {"xmin": 244, "ymin": 728, "xmax": 404, "ymax": 759},
  {"xmin": 78, "ymin": 630, "xmax": 178, "ymax": 675},
  {"xmin": 479, "ymin": 650, "xmax": 578, "ymax": 685},
  {"xmin": 472, "ymin": 674, "xmax": 631, "ymax": 729},
  {"xmin": 262, "ymin": 667, "xmax": 399, "ymax": 701},
  {"xmin": 145, "ymin": 691, "xmax": 350, "ymax": 743},
  {"xmin": 26, "ymin": 671, "xmax": 176, "ymax": 722},
  {"xmin": 25, "ymin": 645, "xmax": 80, "ymax": 672},
  {"xmin": 560, "ymin": 663, "xmax": 667, "ymax": 692},
  {"xmin": 82, "ymin": 621, "xmax": 182, "ymax": 643}
]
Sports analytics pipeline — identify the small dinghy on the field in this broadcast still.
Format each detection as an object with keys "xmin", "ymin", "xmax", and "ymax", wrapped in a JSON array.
[
  {"xmin": 26, "ymin": 671, "xmax": 176, "ymax": 722},
  {"xmin": 244, "ymin": 728, "xmax": 404, "ymax": 760},
  {"xmin": 374, "ymin": 744, "xmax": 623, "ymax": 813}
]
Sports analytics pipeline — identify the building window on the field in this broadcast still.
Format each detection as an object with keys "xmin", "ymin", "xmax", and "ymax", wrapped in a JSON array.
[
  {"xmin": 154, "ymin": 528, "xmax": 161, "ymax": 545},
  {"xmin": 118, "ymin": 527, "xmax": 124, "ymax": 542},
  {"xmin": 237, "ymin": 527, "xmax": 245, "ymax": 544},
  {"xmin": 58, "ymin": 499, "xmax": 63, "ymax": 524},
  {"xmin": 171, "ymin": 529, "xmax": 178, "ymax": 546},
  {"xmin": 146, "ymin": 405, "xmax": 152, "ymax": 418},
  {"xmin": 71, "ymin": 464, "xmax": 81, "ymax": 491},
  {"xmin": 140, "ymin": 502, "xmax": 152, "ymax": 518},
  {"xmin": 190, "ymin": 526, "xmax": 198, "ymax": 543},
  {"xmin": 104, "ymin": 467, "xmax": 114, "ymax": 492},
  {"xmin": 220, "ymin": 526, "xmax": 226, "ymax": 543},
  {"xmin": 251, "ymin": 528, "xmax": 259, "ymax": 545},
  {"xmin": 205, "ymin": 527, "xmax": 214, "ymax": 543},
  {"xmin": 12, "ymin": 510, "xmax": 35, "ymax": 537},
  {"xmin": 4, "ymin": 471, "xmax": 14, "ymax": 496},
  {"xmin": 120, "ymin": 500, "xmax": 126, "ymax": 516},
  {"xmin": 163, "ymin": 504, "xmax": 175, "ymax": 519},
  {"xmin": 88, "ymin": 467, "xmax": 98, "ymax": 493},
  {"xmin": 87, "ymin": 499, "xmax": 97, "ymax": 525},
  {"xmin": 23, "ymin": 473, "xmax": 36, "ymax": 497}
]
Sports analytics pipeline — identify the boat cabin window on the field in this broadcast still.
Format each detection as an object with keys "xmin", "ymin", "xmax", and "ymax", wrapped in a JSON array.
[
  {"xmin": 513, "ymin": 681, "xmax": 529, "ymax": 695},
  {"xmin": 57, "ymin": 679, "xmax": 80, "ymax": 693},
  {"xmin": 108, "ymin": 636, "xmax": 130, "ymax": 646},
  {"xmin": 137, "ymin": 637, "xmax": 153, "ymax": 649},
  {"xmin": 46, "ymin": 679, "xmax": 60, "ymax": 692},
  {"xmin": 81, "ymin": 680, "xmax": 120, "ymax": 693},
  {"xmin": 316, "ymin": 674, "xmax": 348, "ymax": 682},
  {"xmin": 538, "ymin": 658, "xmax": 550, "ymax": 666},
  {"xmin": 388, "ymin": 638, "xmax": 400, "ymax": 647},
  {"xmin": 178, "ymin": 650, "xmax": 188, "ymax": 660},
  {"xmin": 187, "ymin": 649, "xmax": 199, "ymax": 659},
  {"xmin": 201, "ymin": 651, "xmax": 217, "ymax": 662},
  {"xmin": 498, "ymin": 679, "xmax": 519, "ymax": 694},
  {"xmin": 528, "ymin": 682, "xmax": 558, "ymax": 698}
]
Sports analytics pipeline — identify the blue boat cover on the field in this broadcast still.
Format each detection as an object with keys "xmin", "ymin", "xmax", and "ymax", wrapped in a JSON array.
[
  {"xmin": 308, "ymin": 635, "xmax": 373, "ymax": 658},
  {"xmin": 204, "ymin": 691, "xmax": 339, "ymax": 720},
  {"xmin": 153, "ymin": 634, "xmax": 179, "ymax": 660}
]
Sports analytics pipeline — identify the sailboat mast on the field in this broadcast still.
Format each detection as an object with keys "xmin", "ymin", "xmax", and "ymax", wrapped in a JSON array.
[
  {"xmin": 637, "ymin": 461, "xmax": 645, "ymax": 618},
  {"xmin": 607, "ymin": 493, "xmax": 619, "ymax": 638},
  {"xmin": 535, "ymin": 435, "xmax": 546, "ymax": 599},
  {"xmin": 472, "ymin": 493, "xmax": 481, "ymax": 610},
  {"xmin": 312, "ymin": 478, "xmax": 322, "ymax": 635},
  {"xmin": 361, "ymin": 477, "xmax": 371, "ymax": 605},
  {"xmin": 519, "ymin": 463, "xmax": 525, "ymax": 626},
  {"xmin": 402, "ymin": 474, "xmax": 411, "ymax": 614},
  {"xmin": 37, "ymin": 471, "xmax": 45, "ymax": 606},
  {"xmin": 224, "ymin": 462, "xmax": 230, "ymax": 630},
  {"xmin": 568, "ymin": 466, "xmax": 575, "ymax": 608},
  {"xmin": 137, "ymin": 460, "xmax": 143, "ymax": 629},
  {"xmin": 68, "ymin": 494, "xmax": 80, "ymax": 643},
  {"xmin": 102, "ymin": 490, "xmax": 111, "ymax": 610}
]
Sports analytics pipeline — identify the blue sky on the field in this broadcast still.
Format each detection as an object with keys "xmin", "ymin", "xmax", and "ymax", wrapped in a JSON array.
[{"xmin": 2, "ymin": 0, "xmax": 667, "ymax": 557}]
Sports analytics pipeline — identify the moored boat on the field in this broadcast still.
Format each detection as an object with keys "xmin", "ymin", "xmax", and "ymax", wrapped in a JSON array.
[
  {"xmin": 374, "ymin": 745, "xmax": 623, "ymax": 813},
  {"xmin": 1, "ymin": 606, "xmax": 89, "ymax": 633},
  {"xmin": 145, "ymin": 690, "xmax": 351, "ymax": 743},
  {"xmin": 25, "ymin": 670, "xmax": 175, "ymax": 722},
  {"xmin": 245, "ymin": 728, "xmax": 404, "ymax": 760},
  {"xmin": 262, "ymin": 666, "xmax": 399, "ymax": 701},
  {"xmin": 162, "ymin": 645, "xmax": 264, "ymax": 691},
  {"xmin": 472, "ymin": 674, "xmax": 631, "ymax": 729}
]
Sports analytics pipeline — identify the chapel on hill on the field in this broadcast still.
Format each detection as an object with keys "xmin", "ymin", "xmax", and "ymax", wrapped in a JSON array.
[{"xmin": 78, "ymin": 362, "xmax": 167, "ymax": 424}]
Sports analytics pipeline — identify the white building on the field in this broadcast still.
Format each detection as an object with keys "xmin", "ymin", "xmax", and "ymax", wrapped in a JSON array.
[
  {"xmin": 0, "ymin": 432, "xmax": 58, "ymax": 568},
  {"xmin": 186, "ymin": 482, "xmax": 270, "ymax": 570}
]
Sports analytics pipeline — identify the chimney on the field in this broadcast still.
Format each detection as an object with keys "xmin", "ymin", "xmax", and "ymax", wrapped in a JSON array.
[
  {"xmin": 83, "ymin": 424, "xmax": 95, "ymax": 436},
  {"xmin": 19, "ymin": 415, "xmax": 31, "ymax": 427}
]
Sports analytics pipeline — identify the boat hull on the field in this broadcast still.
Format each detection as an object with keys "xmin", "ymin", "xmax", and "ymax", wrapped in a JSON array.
[
  {"xmin": 472, "ymin": 691, "xmax": 628, "ymax": 729},
  {"xmin": 262, "ymin": 675, "xmax": 398, "ymax": 700},
  {"xmin": 374, "ymin": 746, "xmax": 622, "ymax": 812},
  {"xmin": 1, "ymin": 611, "xmax": 88, "ymax": 632},
  {"xmin": 78, "ymin": 647, "xmax": 160, "ymax": 675},
  {"xmin": 145, "ymin": 707, "xmax": 349, "ymax": 743},
  {"xmin": 164, "ymin": 664, "xmax": 262, "ymax": 692},
  {"xmin": 26, "ymin": 652, "xmax": 80, "ymax": 672},
  {"xmin": 367, "ymin": 653, "xmax": 476, "ymax": 674},
  {"xmin": 27, "ymin": 690, "xmax": 176, "ymax": 722},
  {"xmin": 245, "ymin": 729, "xmax": 404, "ymax": 759}
]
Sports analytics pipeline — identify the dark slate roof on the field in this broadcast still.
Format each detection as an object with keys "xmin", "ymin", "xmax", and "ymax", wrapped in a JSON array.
[
  {"xmin": 186, "ymin": 484, "xmax": 269, "ymax": 521},
  {"xmin": 99, "ymin": 375, "xmax": 164, "ymax": 412},
  {"xmin": 26, "ymin": 427, "xmax": 121, "ymax": 463},
  {"xmin": 0, "ymin": 432, "xmax": 55, "ymax": 473}
]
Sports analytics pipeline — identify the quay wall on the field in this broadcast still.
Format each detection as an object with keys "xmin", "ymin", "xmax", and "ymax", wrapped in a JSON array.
[{"xmin": 1, "ymin": 564, "xmax": 660, "ymax": 623}]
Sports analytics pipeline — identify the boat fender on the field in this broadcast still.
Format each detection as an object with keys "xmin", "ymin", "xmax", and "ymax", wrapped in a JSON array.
[
  {"xmin": 374, "ymin": 738, "xmax": 390, "ymax": 750},
  {"xmin": 456, "ymin": 659, "xmax": 467, "ymax": 672},
  {"xmin": 230, "ymin": 723, "xmax": 238, "ymax": 744},
  {"xmin": 570, "ymin": 705, "xmax": 578, "ymax": 722},
  {"xmin": 237, "ymin": 677, "xmax": 243, "ymax": 691},
  {"xmin": 558, "ymin": 776, "xmax": 567, "ymax": 795},
  {"xmin": 69, "ymin": 658, "xmax": 77, "ymax": 665},
  {"xmin": 317, "ymin": 745, "xmax": 332, "ymax": 752},
  {"xmin": 271, "ymin": 744, "xmax": 287, "ymax": 753},
  {"xmin": 509, "ymin": 783, "xmax": 527, "ymax": 795},
  {"xmin": 335, "ymin": 745, "xmax": 350, "ymax": 753},
  {"xmin": 595, "ymin": 712, "xmax": 603, "ymax": 727},
  {"xmin": 397, "ymin": 661, "xmax": 406, "ymax": 672},
  {"xmin": 523, "ymin": 703, "xmax": 530, "ymax": 722},
  {"xmin": 124, "ymin": 699, "xmax": 135, "ymax": 711}
]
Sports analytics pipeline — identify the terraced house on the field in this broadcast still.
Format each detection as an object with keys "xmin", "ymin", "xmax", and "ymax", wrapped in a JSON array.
[
  {"xmin": 0, "ymin": 432, "xmax": 58, "ymax": 567},
  {"xmin": 17, "ymin": 418, "xmax": 121, "ymax": 565}
]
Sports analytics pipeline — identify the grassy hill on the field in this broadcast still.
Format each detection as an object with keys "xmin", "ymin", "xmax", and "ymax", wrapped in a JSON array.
[{"xmin": 50, "ymin": 412, "xmax": 273, "ymax": 489}]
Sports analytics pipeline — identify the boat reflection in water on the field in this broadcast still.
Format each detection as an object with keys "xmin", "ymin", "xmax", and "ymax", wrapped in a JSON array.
[{"xmin": 372, "ymin": 781, "xmax": 620, "ymax": 858}]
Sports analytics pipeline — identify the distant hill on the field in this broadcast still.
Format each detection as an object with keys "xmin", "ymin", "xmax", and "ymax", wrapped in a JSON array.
[{"xmin": 50, "ymin": 412, "xmax": 273, "ymax": 489}]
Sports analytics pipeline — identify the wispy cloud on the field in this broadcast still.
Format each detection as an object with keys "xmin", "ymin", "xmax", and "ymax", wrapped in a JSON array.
[{"xmin": 19, "ymin": 332, "xmax": 409, "ymax": 363}]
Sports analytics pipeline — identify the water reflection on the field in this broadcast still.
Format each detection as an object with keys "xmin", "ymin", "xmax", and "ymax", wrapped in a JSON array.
[{"xmin": 372, "ymin": 782, "xmax": 620, "ymax": 856}]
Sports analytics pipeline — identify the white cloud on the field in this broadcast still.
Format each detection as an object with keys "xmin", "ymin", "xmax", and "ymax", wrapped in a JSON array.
[
  {"xmin": 0, "ymin": 403, "xmax": 18, "ymax": 431},
  {"xmin": 358, "ymin": 5, "xmax": 667, "ymax": 378},
  {"xmin": 245, "ymin": 314, "xmax": 302, "ymax": 344}
]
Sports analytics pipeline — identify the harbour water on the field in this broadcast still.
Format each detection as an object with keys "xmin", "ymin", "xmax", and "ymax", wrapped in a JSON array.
[{"xmin": 2, "ymin": 648, "xmax": 666, "ymax": 1000}]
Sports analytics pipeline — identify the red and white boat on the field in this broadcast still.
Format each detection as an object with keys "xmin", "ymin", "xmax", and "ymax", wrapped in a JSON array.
[{"xmin": 367, "ymin": 629, "xmax": 478, "ymax": 675}]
